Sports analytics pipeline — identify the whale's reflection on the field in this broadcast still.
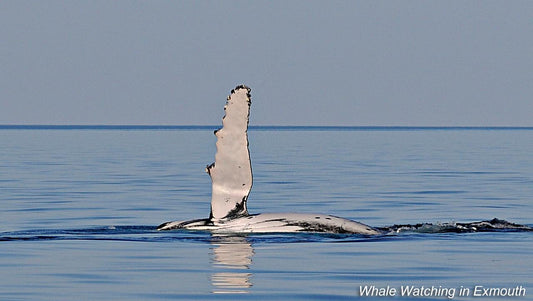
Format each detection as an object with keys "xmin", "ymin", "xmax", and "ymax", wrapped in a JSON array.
[{"xmin": 209, "ymin": 235, "xmax": 254, "ymax": 294}]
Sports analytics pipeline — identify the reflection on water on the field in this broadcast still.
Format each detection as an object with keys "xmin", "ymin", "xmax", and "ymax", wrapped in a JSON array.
[{"xmin": 210, "ymin": 235, "xmax": 254, "ymax": 294}]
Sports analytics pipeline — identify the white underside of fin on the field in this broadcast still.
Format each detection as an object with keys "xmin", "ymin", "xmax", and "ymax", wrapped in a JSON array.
[{"xmin": 207, "ymin": 86, "xmax": 252, "ymax": 220}]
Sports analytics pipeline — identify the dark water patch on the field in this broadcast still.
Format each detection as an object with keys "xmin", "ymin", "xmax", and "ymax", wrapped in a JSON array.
[
  {"xmin": 264, "ymin": 180, "xmax": 300, "ymax": 185},
  {"xmin": 416, "ymin": 170, "xmax": 512, "ymax": 176},
  {"xmin": 52, "ymin": 272, "xmax": 117, "ymax": 284},
  {"xmin": 411, "ymin": 190, "xmax": 466, "ymax": 195},
  {"xmin": 470, "ymin": 204, "xmax": 516, "ymax": 209},
  {"xmin": 119, "ymin": 207, "xmax": 163, "ymax": 212},
  {"xmin": 373, "ymin": 199, "xmax": 443, "ymax": 206}
]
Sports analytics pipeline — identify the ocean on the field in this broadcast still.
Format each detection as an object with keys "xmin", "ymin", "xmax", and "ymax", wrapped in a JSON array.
[{"xmin": 1, "ymin": 127, "xmax": 532, "ymax": 300}]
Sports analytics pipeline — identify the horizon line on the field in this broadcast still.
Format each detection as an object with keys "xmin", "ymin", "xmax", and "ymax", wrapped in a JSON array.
[{"xmin": 1, "ymin": 124, "xmax": 532, "ymax": 131}]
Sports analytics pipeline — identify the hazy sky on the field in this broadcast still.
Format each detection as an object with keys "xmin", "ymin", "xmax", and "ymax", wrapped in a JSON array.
[{"xmin": 1, "ymin": 1, "xmax": 532, "ymax": 126}]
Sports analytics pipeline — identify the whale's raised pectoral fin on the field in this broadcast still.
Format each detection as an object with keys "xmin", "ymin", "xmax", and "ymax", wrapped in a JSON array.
[{"xmin": 206, "ymin": 85, "xmax": 253, "ymax": 221}]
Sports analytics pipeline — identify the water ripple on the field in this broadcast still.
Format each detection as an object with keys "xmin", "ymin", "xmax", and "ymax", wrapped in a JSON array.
[{"xmin": 2, "ymin": 219, "xmax": 531, "ymax": 243}]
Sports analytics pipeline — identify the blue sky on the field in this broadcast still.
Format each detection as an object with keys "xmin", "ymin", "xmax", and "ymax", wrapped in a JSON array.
[{"xmin": 1, "ymin": 1, "xmax": 532, "ymax": 126}]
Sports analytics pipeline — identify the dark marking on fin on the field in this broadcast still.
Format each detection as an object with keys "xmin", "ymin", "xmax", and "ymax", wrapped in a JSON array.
[
  {"xmin": 206, "ymin": 163, "xmax": 215, "ymax": 175},
  {"xmin": 223, "ymin": 201, "xmax": 248, "ymax": 219}
]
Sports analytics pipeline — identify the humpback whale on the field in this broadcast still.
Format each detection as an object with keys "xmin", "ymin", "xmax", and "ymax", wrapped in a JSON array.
[{"xmin": 158, "ymin": 85, "xmax": 381, "ymax": 235}]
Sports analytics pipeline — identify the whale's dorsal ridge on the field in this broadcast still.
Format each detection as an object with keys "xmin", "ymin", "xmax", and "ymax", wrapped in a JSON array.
[{"xmin": 207, "ymin": 85, "xmax": 253, "ymax": 221}]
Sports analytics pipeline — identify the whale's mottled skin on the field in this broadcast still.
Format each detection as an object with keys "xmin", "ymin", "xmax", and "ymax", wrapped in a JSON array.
[
  {"xmin": 158, "ymin": 213, "xmax": 379, "ymax": 235},
  {"xmin": 158, "ymin": 85, "xmax": 381, "ymax": 235}
]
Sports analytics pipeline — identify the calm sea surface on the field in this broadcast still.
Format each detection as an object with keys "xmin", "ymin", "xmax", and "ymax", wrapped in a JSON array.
[{"xmin": 1, "ymin": 127, "xmax": 532, "ymax": 300}]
